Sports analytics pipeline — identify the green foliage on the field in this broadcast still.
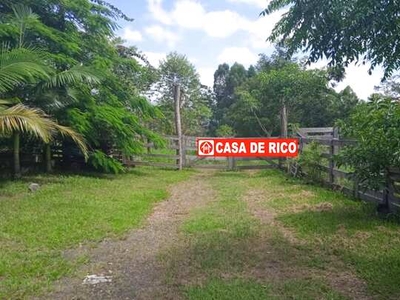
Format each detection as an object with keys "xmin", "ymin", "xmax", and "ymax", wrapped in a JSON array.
[
  {"xmin": 89, "ymin": 150, "xmax": 125, "ymax": 174},
  {"xmin": 212, "ymin": 51, "xmax": 359, "ymax": 138},
  {"xmin": 261, "ymin": 0, "xmax": 400, "ymax": 79},
  {"xmin": 296, "ymin": 142, "xmax": 325, "ymax": 183},
  {"xmin": 337, "ymin": 98, "xmax": 400, "ymax": 190},
  {"xmin": 215, "ymin": 125, "xmax": 235, "ymax": 137},
  {"xmin": 210, "ymin": 62, "xmax": 250, "ymax": 135},
  {"xmin": 0, "ymin": 2, "xmax": 162, "ymax": 173},
  {"xmin": 152, "ymin": 52, "xmax": 212, "ymax": 136},
  {"xmin": 375, "ymin": 75, "xmax": 400, "ymax": 100},
  {"xmin": 0, "ymin": 46, "xmax": 49, "ymax": 93}
]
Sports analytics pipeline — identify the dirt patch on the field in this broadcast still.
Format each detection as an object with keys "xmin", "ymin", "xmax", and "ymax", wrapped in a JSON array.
[
  {"xmin": 242, "ymin": 188, "xmax": 373, "ymax": 300},
  {"xmin": 244, "ymin": 189, "xmax": 276, "ymax": 223},
  {"xmin": 292, "ymin": 202, "xmax": 334, "ymax": 213},
  {"xmin": 35, "ymin": 171, "xmax": 215, "ymax": 300},
  {"xmin": 243, "ymin": 189, "xmax": 300, "ymax": 244}
]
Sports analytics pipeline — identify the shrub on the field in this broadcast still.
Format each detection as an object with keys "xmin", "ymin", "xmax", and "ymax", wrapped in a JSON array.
[
  {"xmin": 295, "ymin": 141, "xmax": 325, "ymax": 183},
  {"xmin": 337, "ymin": 98, "xmax": 400, "ymax": 190}
]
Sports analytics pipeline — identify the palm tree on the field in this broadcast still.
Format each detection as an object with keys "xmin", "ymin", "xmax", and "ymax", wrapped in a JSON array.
[
  {"xmin": 33, "ymin": 66, "xmax": 99, "ymax": 172},
  {"xmin": 0, "ymin": 5, "xmax": 98, "ymax": 177},
  {"xmin": 0, "ymin": 46, "xmax": 90, "ymax": 178},
  {"xmin": 0, "ymin": 101, "xmax": 88, "ymax": 178}
]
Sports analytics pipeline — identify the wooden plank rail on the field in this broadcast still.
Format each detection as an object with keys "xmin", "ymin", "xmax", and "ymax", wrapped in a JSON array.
[
  {"xmin": 143, "ymin": 154, "xmax": 180, "ymax": 159},
  {"xmin": 296, "ymin": 128, "xmax": 400, "ymax": 211},
  {"xmin": 117, "ymin": 130, "xmax": 400, "ymax": 211},
  {"xmin": 125, "ymin": 135, "xmax": 278, "ymax": 171}
]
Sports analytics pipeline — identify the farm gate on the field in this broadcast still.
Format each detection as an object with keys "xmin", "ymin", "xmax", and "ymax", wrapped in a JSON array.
[{"xmin": 122, "ymin": 135, "xmax": 279, "ymax": 171}]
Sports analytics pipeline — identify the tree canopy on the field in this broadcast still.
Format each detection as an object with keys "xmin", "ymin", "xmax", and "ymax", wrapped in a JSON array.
[
  {"xmin": 262, "ymin": 0, "xmax": 400, "ymax": 79},
  {"xmin": 152, "ymin": 52, "xmax": 212, "ymax": 136},
  {"xmin": 210, "ymin": 51, "xmax": 359, "ymax": 137},
  {"xmin": 0, "ymin": 1, "xmax": 161, "ymax": 174}
]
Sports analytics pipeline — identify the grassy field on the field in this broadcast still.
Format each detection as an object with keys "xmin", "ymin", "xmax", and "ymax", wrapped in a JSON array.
[
  {"xmin": 161, "ymin": 170, "xmax": 400, "ymax": 299},
  {"xmin": 161, "ymin": 171, "xmax": 346, "ymax": 299},
  {"xmin": 2, "ymin": 167, "xmax": 400, "ymax": 299},
  {"xmin": 0, "ymin": 168, "xmax": 191, "ymax": 299},
  {"xmin": 261, "ymin": 170, "xmax": 400, "ymax": 298}
]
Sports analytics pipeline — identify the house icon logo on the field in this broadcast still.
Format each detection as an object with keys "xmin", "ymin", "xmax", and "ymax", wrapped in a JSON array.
[{"xmin": 198, "ymin": 140, "xmax": 215, "ymax": 156}]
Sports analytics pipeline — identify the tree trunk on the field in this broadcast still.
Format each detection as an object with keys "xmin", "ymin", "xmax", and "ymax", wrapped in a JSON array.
[
  {"xmin": 13, "ymin": 133, "xmax": 21, "ymax": 179},
  {"xmin": 45, "ymin": 143, "xmax": 52, "ymax": 173}
]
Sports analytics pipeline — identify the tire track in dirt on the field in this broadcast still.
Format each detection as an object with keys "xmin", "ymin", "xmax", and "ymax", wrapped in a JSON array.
[{"xmin": 36, "ymin": 171, "xmax": 215, "ymax": 300}]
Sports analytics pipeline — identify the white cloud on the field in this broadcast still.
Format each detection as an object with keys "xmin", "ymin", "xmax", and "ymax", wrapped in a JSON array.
[
  {"xmin": 147, "ymin": 0, "xmax": 172, "ymax": 25},
  {"xmin": 121, "ymin": 27, "xmax": 143, "ymax": 43},
  {"xmin": 336, "ymin": 64, "xmax": 384, "ymax": 100},
  {"xmin": 226, "ymin": 0, "xmax": 270, "ymax": 8},
  {"xmin": 146, "ymin": 0, "xmax": 257, "ymax": 39},
  {"xmin": 172, "ymin": 0, "xmax": 205, "ymax": 29},
  {"xmin": 203, "ymin": 10, "xmax": 249, "ymax": 38},
  {"xmin": 145, "ymin": 25, "xmax": 181, "ymax": 47},
  {"xmin": 308, "ymin": 60, "xmax": 384, "ymax": 100},
  {"xmin": 217, "ymin": 47, "xmax": 258, "ymax": 67},
  {"xmin": 143, "ymin": 51, "xmax": 166, "ymax": 67},
  {"xmin": 145, "ymin": 0, "xmax": 284, "ymax": 51},
  {"xmin": 244, "ymin": 11, "xmax": 283, "ymax": 49},
  {"xmin": 198, "ymin": 67, "xmax": 215, "ymax": 87}
]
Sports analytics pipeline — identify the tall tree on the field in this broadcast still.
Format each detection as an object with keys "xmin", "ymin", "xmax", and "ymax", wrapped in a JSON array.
[
  {"xmin": 228, "ymin": 57, "xmax": 358, "ymax": 137},
  {"xmin": 0, "ymin": 2, "xmax": 161, "ymax": 173},
  {"xmin": 375, "ymin": 76, "xmax": 400, "ymax": 100},
  {"xmin": 211, "ymin": 62, "xmax": 248, "ymax": 135},
  {"xmin": 261, "ymin": 0, "xmax": 400, "ymax": 79},
  {"xmin": 152, "ymin": 52, "xmax": 211, "ymax": 136},
  {"xmin": 0, "ymin": 45, "xmax": 88, "ymax": 177}
]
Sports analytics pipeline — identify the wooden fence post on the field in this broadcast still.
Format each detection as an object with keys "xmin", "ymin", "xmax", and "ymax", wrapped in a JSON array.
[
  {"xmin": 281, "ymin": 103, "xmax": 288, "ymax": 138},
  {"xmin": 328, "ymin": 128, "xmax": 339, "ymax": 185},
  {"xmin": 174, "ymin": 83, "xmax": 183, "ymax": 170},
  {"xmin": 279, "ymin": 103, "xmax": 288, "ymax": 169},
  {"xmin": 228, "ymin": 157, "xmax": 236, "ymax": 170},
  {"xmin": 329, "ymin": 139, "xmax": 335, "ymax": 185},
  {"xmin": 147, "ymin": 138, "xmax": 151, "ymax": 154},
  {"xmin": 182, "ymin": 135, "xmax": 187, "ymax": 167}
]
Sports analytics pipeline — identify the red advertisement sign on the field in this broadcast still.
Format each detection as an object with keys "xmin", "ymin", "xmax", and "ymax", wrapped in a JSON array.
[{"xmin": 197, "ymin": 138, "xmax": 299, "ymax": 158}]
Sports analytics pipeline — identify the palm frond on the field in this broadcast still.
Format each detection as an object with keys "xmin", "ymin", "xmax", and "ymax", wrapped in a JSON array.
[
  {"xmin": 12, "ymin": 4, "xmax": 39, "ymax": 24},
  {"xmin": 34, "ymin": 89, "xmax": 78, "ymax": 113},
  {"xmin": 0, "ymin": 104, "xmax": 53, "ymax": 142},
  {"xmin": 0, "ymin": 47, "xmax": 49, "ymax": 93},
  {"xmin": 44, "ymin": 66, "xmax": 101, "ymax": 89},
  {"xmin": 0, "ymin": 103, "xmax": 89, "ymax": 158},
  {"xmin": 54, "ymin": 124, "xmax": 89, "ymax": 159}
]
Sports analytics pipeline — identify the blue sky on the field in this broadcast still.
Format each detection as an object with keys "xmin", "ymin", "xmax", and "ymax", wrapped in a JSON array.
[{"xmin": 108, "ymin": 0, "xmax": 383, "ymax": 100}]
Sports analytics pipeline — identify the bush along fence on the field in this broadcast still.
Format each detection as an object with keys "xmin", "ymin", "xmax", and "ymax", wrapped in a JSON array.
[{"xmin": 294, "ymin": 127, "xmax": 400, "ymax": 213}]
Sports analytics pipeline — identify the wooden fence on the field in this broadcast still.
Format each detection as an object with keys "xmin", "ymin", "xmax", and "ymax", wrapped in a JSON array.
[
  {"xmin": 123, "ymin": 129, "xmax": 400, "ymax": 212},
  {"xmin": 123, "ymin": 135, "xmax": 279, "ymax": 171},
  {"xmin": 295, "ymin": 128, "xmax": 400, "ymax": 212}
]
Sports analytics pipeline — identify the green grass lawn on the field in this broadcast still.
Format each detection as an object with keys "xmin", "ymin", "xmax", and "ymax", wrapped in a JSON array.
[
  {"xmin": 162, "ymin": 171, "xmax": 347, "ymax": 300},
  {"xmin": 162, "ymin": 170, "xmax": 400, "ymax": 300},
  {"xmin": 0, "ymin": 168, "xmax": 192, "ymax": 299},
  {"xmin": 2, "ymin": 166, "xmax": 400, "ymax": 299},
  {"xmin": 256, "ymin": 170, "xmax": 400, "ymax": 299}
]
